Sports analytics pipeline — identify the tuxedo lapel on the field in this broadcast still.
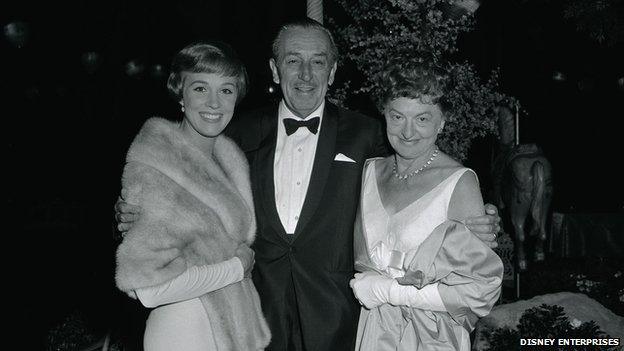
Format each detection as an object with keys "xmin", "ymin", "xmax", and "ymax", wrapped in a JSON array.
[
  {"xmin": 292, "ymin": 103, "xmax": 338, "ymax": 242},
  {"xmin": 254, "ymin": 107, "xmax": 289, "ymax": 242}
]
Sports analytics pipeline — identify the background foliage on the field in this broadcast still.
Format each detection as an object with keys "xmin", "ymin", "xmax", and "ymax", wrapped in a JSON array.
[
  {"xmin": 329, "ymin": 0, "xmax": 513, "ymax": 160},
  {"xmin": 562, "ymin": 0, "xmax": 624, "ymax": 46},
  {"xmin": 485, "ymin": 304, "xmax": 618, "ymax": 351}
]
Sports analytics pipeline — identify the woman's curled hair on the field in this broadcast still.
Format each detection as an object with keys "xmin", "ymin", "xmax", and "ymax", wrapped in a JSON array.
[{"xmin": 376, "ymin": 60, "xmax": 451, "ymax": 115}]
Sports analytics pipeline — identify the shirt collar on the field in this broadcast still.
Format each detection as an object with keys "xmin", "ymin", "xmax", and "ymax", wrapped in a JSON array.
[{"xmin": 278, "ymin": 100, "xmax": 325, "ymax": 123}]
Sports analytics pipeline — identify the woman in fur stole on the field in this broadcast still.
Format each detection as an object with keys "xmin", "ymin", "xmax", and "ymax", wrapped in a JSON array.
[
  {"xmin": 349, "ymin": 62, "xmax": 503, "ymax": 350},
  {"xmin": 115, "ymin": 42, "xmax": 270, "ymax": 350}
]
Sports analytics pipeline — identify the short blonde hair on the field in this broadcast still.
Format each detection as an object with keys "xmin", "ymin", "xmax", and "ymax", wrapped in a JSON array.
[{"xmin": 166, "ymin": 42, "xmax": 248, "ymax": 104}]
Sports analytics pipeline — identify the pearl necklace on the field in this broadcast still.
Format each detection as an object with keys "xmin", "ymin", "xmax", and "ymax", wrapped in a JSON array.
[{"xmin": 392, "ymin": 148, "xmax": 439, "ymax": 180}]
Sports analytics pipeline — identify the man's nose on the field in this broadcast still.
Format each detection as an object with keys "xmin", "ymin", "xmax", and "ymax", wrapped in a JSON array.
[{"xmin": 298, "ymin": 62, "xmax": 312, "ymax": 81}]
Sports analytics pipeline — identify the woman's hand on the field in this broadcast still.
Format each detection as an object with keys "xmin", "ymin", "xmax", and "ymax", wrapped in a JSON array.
[
  {"xmin": 235, "ymin": 244, "xmax": 255, "ymax": 278},
  {"xmin": 349, "ymin": 271, "xmax": 395, "ymax": 309}
]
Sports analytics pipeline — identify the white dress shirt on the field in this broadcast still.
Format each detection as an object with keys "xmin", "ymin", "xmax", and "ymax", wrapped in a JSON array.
[{"xmin": 274, "ymin": 100, "xmax": 325, "ymax": 234}]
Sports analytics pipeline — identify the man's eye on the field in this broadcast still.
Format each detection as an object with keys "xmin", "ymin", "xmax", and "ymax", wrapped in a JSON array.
[
  {"xmin": 392, "ymin": 114, "xmax": 403, "ymax": 120},
  {"xmin": 313, "ymin": 60, "xmax": 326, "ymax": 66},
  {"xmin": 287, "ymin": 59, "xmax": 299, "ymax": 64}
]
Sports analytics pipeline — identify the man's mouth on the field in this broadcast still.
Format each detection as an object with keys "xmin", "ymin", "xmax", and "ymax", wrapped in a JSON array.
[{"xmin": 295, "ymin": 85, "xmax": 315, "ymax": 93}]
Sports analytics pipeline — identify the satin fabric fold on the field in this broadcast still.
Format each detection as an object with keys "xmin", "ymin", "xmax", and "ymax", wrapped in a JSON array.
[{"xmin": 355, "ymin": 214, "xmax": 503, "ymax": 350}]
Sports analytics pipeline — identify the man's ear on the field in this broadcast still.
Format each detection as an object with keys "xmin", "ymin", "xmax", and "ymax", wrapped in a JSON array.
[
  {"xmin": 269, "ymin": 58, "xmax": 280, "ymax": 84},
  {"xmin": 328, "ymin": 61, "xmax": 337, "ymax": 86}
]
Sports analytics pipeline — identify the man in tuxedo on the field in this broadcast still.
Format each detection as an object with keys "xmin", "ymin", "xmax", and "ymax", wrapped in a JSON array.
[
  {"xmin": 116, "ymin": 18, "xmax": 500, "ymax": 351},
  {"xmin": 224, "ymin": 18, "xmax": 387, "ymax": 351},
  {"xmin": 224, "ymin": 18, "xmax": 500, "ymax": 351}
]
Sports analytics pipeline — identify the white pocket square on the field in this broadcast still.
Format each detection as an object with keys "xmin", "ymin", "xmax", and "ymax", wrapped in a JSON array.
[{"xmin": 334, "ymin": 153, "xmax": 356, "ymax": 163}]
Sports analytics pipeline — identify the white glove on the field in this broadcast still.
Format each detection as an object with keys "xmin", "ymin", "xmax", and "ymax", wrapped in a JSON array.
[
  {"xmin": 387, "ymin": 282, "xmax": 446, "ymax": 311},
  {"xmin": 349, "ymin": 272, "xmax": 395, "ymax": 309}
]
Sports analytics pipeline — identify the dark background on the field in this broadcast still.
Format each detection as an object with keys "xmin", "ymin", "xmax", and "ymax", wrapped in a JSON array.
[{"xmin": 3, "ymin": 0, "xmax": 622, "ymax": 349}]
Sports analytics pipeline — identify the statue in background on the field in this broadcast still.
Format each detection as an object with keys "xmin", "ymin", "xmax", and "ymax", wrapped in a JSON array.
[{"xmin": 492, "ymin": 105, "xmax": 553, "ymax": 271}]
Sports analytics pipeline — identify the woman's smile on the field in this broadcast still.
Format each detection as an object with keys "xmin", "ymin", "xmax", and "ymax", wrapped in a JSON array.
[
  {"xmin": 198, "ymin": 112, "xmax": 223, "ymax": 122},
  {"xmin": 399, "ymin": 137, "xmax": 419, "ymax": 144}
]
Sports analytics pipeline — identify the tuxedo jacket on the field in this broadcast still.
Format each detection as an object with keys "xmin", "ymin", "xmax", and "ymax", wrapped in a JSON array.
[{"xmin": 226, "ymin": 101, "xmax": 388, "ymax": 351}]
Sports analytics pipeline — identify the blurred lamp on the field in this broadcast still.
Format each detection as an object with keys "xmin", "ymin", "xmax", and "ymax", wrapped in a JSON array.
[
  {"xmin": 552, "ymin": 71, "xmax": 566, "ymax": 82},
  {"xmin": 125, "ymin": 59, "xmax": 146, "ymax": 77},
  {"xmin": 81, "ymin": 51, "xmax": 102, "ymax": 75},
  {"xmin": 618, "ymin": 77, "xmax": 624, "ymax": 91},
  {"xmin": 577, "ymin": 78, "xmax": 594, "ymax": 92},
  {"xmin": 3, "ymin": 21, "xmax": 30, "ymax": 48},
  {"xmin": 151, "ymin": 64, "xmax": 166, "ymax": 79}
]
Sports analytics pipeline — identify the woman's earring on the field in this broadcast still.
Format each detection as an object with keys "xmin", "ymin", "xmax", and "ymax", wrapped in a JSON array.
[
  {"xmin": 437, "ymin": 127, "xmax": 443, "ymax": 134},
  {"xmin": 181, "ymin": 105, "xmax": 185, "ymax": 113}
]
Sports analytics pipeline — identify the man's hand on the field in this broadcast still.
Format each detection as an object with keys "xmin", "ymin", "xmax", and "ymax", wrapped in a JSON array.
[
  {"xmin": 235, "ymin": 244, "xmax": 255, "ymax": 278},
  {"xmin": 464, "ymin": 203, "xmax": 501, "ymax": 249},
  {"xmin": 114, "ymin": 196, "xmax": 141, "ymax": 233}
]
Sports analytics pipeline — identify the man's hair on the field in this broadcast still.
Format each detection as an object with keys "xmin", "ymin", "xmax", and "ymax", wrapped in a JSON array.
[
  {"xmin": 166, "ymin": 41, "xmax": 248, "ymax": 103},
  {"xmin": 271, "ymin": 18, "xmax": 338, "ymax": 64},
  {"xmin": 376, "ymin": 60, "xmax": 451, "ymax": 116}
]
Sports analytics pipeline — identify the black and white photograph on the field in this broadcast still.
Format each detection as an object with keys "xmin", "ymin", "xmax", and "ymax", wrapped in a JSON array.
[{"xmin": 4, "ymin": 0, "xmax": 623, "ymax": 350}]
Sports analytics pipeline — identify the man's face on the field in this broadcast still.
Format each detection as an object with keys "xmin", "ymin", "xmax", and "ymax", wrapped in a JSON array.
[{"xmin": 270, "ymin": 27, "xmax": 337, "ymax": 118}]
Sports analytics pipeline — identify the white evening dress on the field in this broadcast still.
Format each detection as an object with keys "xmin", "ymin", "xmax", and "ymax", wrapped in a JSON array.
[
  {"xmin": 135, "ymin": 258, "xmax": 243, "ymax": 351},
  {"xmin": 355, "ymin": 158, "xmax": 501, "ymax": 351}
]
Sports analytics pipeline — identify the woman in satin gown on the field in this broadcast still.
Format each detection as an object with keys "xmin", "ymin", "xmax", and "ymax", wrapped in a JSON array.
[{"xmin": 349, "ymin": 62, "xmax": 503, "ymax": 351}]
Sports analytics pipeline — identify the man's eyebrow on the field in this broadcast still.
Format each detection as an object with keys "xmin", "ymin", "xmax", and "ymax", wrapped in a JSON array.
[{"xmin": 283, "ymin": 52, "xmax": 328, "ymax": 57}]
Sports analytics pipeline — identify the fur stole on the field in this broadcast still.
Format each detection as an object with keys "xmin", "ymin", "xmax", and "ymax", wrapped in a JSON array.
[{"xmin": 115, "ymin": 117, "xmax": 270, "ymax": 350}]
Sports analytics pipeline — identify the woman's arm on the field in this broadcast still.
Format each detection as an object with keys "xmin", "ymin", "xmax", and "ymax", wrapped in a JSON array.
[
  {"xmin": 351, "ymin": 271, "xmax": 447, "ymax": 310},
  {"xmin": 135, "ymin": 257, "xmax": 243, "ymax": 308},
  {"xmin": 447, "ymin": 170, "xmax": 485, "ymax": 222}
]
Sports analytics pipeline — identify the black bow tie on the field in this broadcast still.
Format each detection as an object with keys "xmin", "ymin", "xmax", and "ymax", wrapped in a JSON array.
[{"xmin": 283, "ymin": 117, "xmax": 320, "ymax": 136}]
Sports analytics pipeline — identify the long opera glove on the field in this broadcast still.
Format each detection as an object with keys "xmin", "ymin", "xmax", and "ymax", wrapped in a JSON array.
[
  {"xmin": 388, "ymin": 281, "xmax": 447, "ymax": 311},
  {"xmin": 350, "ymin": 271, "xmax": 395, "ymax": 309}
]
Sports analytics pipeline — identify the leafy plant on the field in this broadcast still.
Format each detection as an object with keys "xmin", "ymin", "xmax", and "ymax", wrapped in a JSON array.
[
  {"xmin": 520, "ymin": 258, "xmax": 624, "ymax": 316},
  {"xmin": 485, "ymin": 304, "xmax": 617, "ymax": 351},
  {"xmin": 329, "ymin": 0, "xmax": 512, "ymax": 160},
  {"xmin": 562, "ymin": 0, "xmax": 624, "ymax": 46},
  {"xmin": 46, "ymin": 310, "xmax": 123, "ymax": 351},
  {"xmin": 46, "ymin": 311, "xmax": 98, "ymax": 351}
]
